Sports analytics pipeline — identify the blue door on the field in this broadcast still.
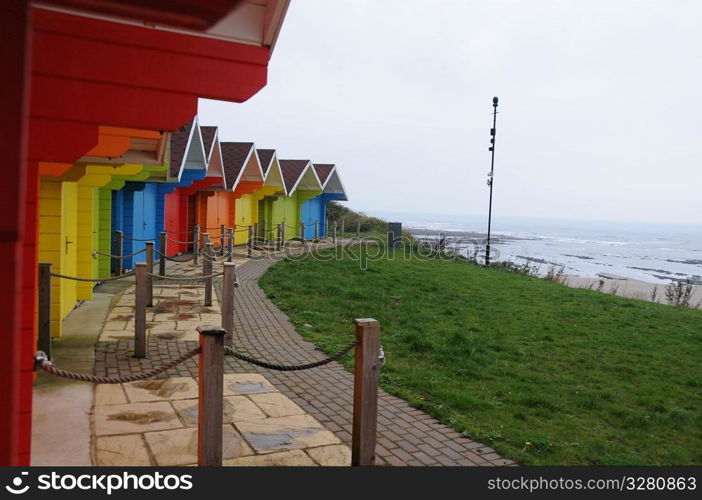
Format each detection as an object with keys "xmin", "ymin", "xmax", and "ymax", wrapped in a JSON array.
[
  {"xmin": 301, "ymin": 198, "xmax": 321, "ymax": 239},
  {"xmin": 131, "ymin": 184, "xmax": 157, "ymax": 265}
]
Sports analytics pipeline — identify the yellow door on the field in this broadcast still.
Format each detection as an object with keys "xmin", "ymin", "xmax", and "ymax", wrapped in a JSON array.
[{"xmin": 61, "ymin": 182, "xmax": 78, "ymax": 320}]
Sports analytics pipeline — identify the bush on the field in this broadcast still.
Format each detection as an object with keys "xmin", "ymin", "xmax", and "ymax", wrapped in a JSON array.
[{"xmin": 325, "ymin": 202, "xmax": 388, "ymax": 234}]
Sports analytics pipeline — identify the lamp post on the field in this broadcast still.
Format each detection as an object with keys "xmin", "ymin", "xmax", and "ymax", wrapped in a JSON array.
[{"xmin": 485, "ymin": 96, "xmax": 499, "ymax": 266}]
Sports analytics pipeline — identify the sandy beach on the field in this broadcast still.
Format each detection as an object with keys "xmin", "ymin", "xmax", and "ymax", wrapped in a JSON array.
[{"xmin": 564, "ymin": 273, "xmax": 702, "ymax": 310}]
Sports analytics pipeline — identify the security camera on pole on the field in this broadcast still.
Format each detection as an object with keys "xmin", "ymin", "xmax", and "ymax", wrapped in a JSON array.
[{"xmin": 485, "ymin": 96, "xmax": 499, "ymax": 266}]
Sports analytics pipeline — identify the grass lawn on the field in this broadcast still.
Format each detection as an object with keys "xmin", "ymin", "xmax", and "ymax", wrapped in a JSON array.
[{"xmin": 259, "ymin": 244, "xmax": 702, "ymax": 465}]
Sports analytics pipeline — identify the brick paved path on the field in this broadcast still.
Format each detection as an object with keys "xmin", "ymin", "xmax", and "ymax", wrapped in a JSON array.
[{"xmin": 95, "ymin": 253, "xmax": 514, "ymax": 466}]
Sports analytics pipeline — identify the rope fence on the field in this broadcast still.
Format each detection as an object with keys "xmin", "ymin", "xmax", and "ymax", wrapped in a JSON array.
[
  {"xmin": 92, "ymin": 248, "xmax": 146, "ymax": 259},
  {"xmin": 49, "ymin": 270, "xmax": 136, "ymax": 282},
  {"xmin": 34, "ymin": 311, "xmax": 381, "ymax": 466},
  {"xmin": 34, "ymin": 347, "xmax": 200, "ymax": 384},
  {"xmin": 166, "ymin": 236, "xmax": 197, "ymax": 245},
  {"xmin": 121, "ymin": 234, "xmax": 159, "ymax": 242},
  {"xmin": 164, "ymin": 229, "xmax": 194, "ymax": 235},
  {"xmin": 153, "ymin": 249, "xmax": 197, "ymax": 262},
  {"xmin": 223, "ymin": 340, "xmax": 357, "ymax": 371},
  {"xmin": 149, "ymin": 272, "xmax": 223, "ymax": 282}
]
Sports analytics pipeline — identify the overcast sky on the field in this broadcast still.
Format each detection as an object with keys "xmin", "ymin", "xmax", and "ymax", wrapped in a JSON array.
[{"xmin": 199, "ymin": 0, "xmax": 701, "ymax": 225}]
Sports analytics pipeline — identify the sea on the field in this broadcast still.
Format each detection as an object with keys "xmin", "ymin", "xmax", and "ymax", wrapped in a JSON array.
[{"xmin": 367, "ymin": 211, "xmax": 702, "ymax": 285}]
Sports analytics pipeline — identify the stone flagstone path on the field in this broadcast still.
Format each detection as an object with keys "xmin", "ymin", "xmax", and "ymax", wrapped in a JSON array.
[
  {"xmin": 94, "ymin": 244, "xmax": 514, "ymax": 466},
  {"xmin": 94, "ymin": 374, "xmax": 350, "ymax": 466}
]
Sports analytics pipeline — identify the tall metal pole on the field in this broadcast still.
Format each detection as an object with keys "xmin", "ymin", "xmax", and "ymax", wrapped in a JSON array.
[{"xmin": 485, "ymin": 96, "xmax": 499, "ymax": 266}]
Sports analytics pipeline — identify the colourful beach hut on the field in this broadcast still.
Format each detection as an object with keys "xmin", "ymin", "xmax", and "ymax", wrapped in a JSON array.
[
  {"xmin": 3, "ymin": 1, "xmax": 290, "ymax": 465},
  {"xmin": 301, "ymin": 164, "xmax": 349, "ymax": 239},
  {"xmin": 166, "ymin": 124, "xmax": 229, "ymax": 251},
  {"xmin": 220, "ymin": 142, "xmax": 265, "ymax": 242},
  {"xmin": 114, "ymin": 117, "xmax": 210, "ymax": 268},
  {"xmin": 260, "ymin": 160, "xmax": 323, "ymax": 238},
  {"xmin": 38, "ymin": 128, "xmax": 170, "ymax": 336},
  {"xmin": 252, "ymin": 149, "xmax": 287, "ymax": 243}
]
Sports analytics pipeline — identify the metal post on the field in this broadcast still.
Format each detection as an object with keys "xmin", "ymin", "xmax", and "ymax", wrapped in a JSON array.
[
  {"xmin": 352, "ymin": 318, "xmax": 381, "ymax": 466},
  {"xmin": 276, "ymin": 223, "xmax": 282, "ymax": 251},
  {"xmin": 134, "ymin": 262, "xmax": 147, "ymax": 358},
  {"xmin": 314, "ymin": 220, "xmax": 319, "ymax": 240},
  {"xmin": 340, "ymin": 219, "xmax": 345, "ymax": 240},
  {"xmin": 485, "ymin": 96, "xmax": 499, "ymax": 266},
  {"xmin": 253, "ymin": 223, "xmax": 258, "ymax": 247},
  {"xmin": 159, "ymin": 232, "xmax": 167, "ymax": 276},
  {"xmin": 222, "ymin": 262, "xmax": 236, "ymax": 346},
  {"xmin": 115, "ymin": 230, "xmax": 123, "ymax": 276},
  {"xmin": 326, "ymin": 220, "xmax": 330, "ymax": 240},
  {"xmin": 193, "ymin": 225, "xmax": 200, "ymax": 267},
  {"xmin": 197, "ymin": 326, "xmax": 225, "ymax": 466},
  {"xmin": 38, "ymin": 263, "xmax": 52, "ymax": 360},
  {"xmin": 357, "ymin": 221, "xmax": 361, "ymax": 240},
  {"xmin": 260, "ymin": 219, "xmax": 266, "ymax": 243},
  {"xmin": 300, "ymin": 221, "xmax": 306, "ymax": 240},
  {"xmin": 145, "ymin": 242, "xmax": 154, "ymax": 307},
  {"xmin": 281, "ymin": 222, "xmax": 285, "ymax": 244},
  {"xmin": 220, "ymin": 224, "xmax": 226, "ymax": 256},
  {"xmin": 333, "ymin": 221, "xmax": 337, "ymax": 244},
  {"xmin": 227, "ymin": 227, "xmax": 234, "ymax": 262},
  {"xmin": 203, "ymin": 242, "xmax": 213, "ymax": 307},
  {"xmin": 247, "ymin": 225, "xmax": 253, "ymax": 258}
]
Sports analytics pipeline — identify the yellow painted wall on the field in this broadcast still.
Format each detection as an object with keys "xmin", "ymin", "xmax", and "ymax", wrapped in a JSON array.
[
  {"xmin": 39, "ymin": 179, "xmax": 78, "ymax": 337},
  {"xmin": 76, "ymin": 184, "xmax": 96, "ymax": 300},
  {"xmin": 233, "ymin": 194, "xmax": 259, "ymax": 245}
]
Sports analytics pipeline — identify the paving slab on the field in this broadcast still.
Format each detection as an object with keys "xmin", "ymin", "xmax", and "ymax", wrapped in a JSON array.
[
  {"xmin": 171, "ymin": 396, "xmax": 266, "ymax": 426},
  {"xmin": 144, "ymin": 426, "xmax": 253, "ymax": 466},
  {"xmin": 222, "ymin": 374, "xmax": 277, "ymax": 396},
  {"xmin": 94, "ymin": 401, "xmax": 181, "ymax": 436},
  {"xmin": 123, "ymin": 377, "xmax": 199, "ymax": 403},
  {"xmin": 235, "ymin": 414, "xmax": 340, "ymax": 454},
  {"xmin": 95, "ymin": 435, "xmax": 151, "ymax": 466},
  {"xmin": 248, "ymin": 392, "xmax": 305, "ymax": 418},
  {"xmin": 307, "ymin": 444, "xmax": 352, "ymax": 466}
]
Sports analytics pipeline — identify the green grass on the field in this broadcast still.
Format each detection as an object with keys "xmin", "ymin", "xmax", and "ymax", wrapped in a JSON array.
[{"xmin": 259, "ymin": 245, "xmax": 702, "ymax": 465}]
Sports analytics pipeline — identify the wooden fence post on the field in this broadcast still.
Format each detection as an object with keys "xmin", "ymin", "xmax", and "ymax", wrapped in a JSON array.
[
  {"xmin": 253, "ymin": 223, "xmax": 259, "ymax": 247},
  {"xmin": 145, "ymin": 242, "xmax": 154, "ymax": 307},
  {"xmin": 203, "ymin": 242, "xmax": 213, "ymax": 307},
  {"xmin": 134, "ymin": 262, "xmax": 147, "ymax": 358},
  {"xmin": 227, "ymin": 227, "xmax": 234, "ymax": 262},
  {"xmin": 314, "ymin": 220, "xmax": 319, "ymax": 240},
  {"xmin": 276, "ymin": 223, "xmax": 282, "ymax": 251},
  {"xmin": 197, "ymin": 325, "xmax": 225, "ymax": 466},
  {"xmin": 220, "ymin": 224, "xmax": 226, "ymax": 256},
  {"xmin": 159, "ymin": 232, "xmax": 167, "ymax": 276},
  {"xmin": 300, "ymin": 221, "xmax": 306, "ymax": 240},
  {"xmin": 352, "ymin": 318, "xmax": 381, "ymax": 466},
  {"xmin": 222, "ymin": 262, "xmax": 236, "ymax": 346},
  {"xmin": 115, "ymin": 230, "xmax": 123, "ymax": 276},
  {"xmin": 193, "ymin": 225, "xmax": 200, "ymax": 267},
  {"xmin": 247, "ymin": 225, "xmax": 253, "ymax": 258},
  {"xmin": 38, "ymin": 263, "xmax": 52, "ymax": 360},
  {"xmin": 281, "ymin": 222, "xmax": 286, "ymax": 244}
]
